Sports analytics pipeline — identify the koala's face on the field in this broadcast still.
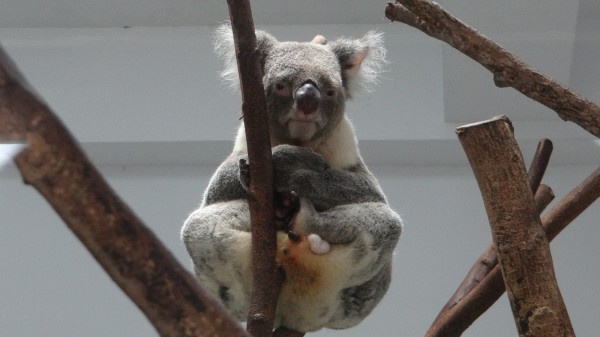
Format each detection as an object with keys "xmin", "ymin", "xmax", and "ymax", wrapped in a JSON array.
[
  {"xmin": 215, "ymin": 25, "xmax": 386, "ymax": 146},
  {"xmin": 263, "ymin": 42, "xmax": 346, "ymax": 145}
]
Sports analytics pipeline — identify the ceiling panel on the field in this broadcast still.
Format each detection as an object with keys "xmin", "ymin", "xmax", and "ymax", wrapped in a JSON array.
[{"xmin": 0, "ymin": 0, "xmax": 385, "ymax": 28}]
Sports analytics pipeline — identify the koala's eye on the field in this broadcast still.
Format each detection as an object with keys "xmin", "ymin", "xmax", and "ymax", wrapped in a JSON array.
[
  {"xmin": 325, "ymin": 89, "xmax": 336, "ymax": 97},
  {"xmin": 274, "ymin": 83, "xmax": 287, "ymax": 92}
]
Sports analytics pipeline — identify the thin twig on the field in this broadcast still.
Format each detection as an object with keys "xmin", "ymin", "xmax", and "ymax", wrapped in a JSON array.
[
  {"xmin": 543, "ymin": 166, "xmax": 600, "ymax": 240},
  {"xmin": 385, "ymin": 0, "xmax": 600, "ymax": 137},
  {"xmin": 0, "ymin": 45, "xmax": 247, "ymax": 337},
  {"xmin": 528, "ymin": 139, "xmax": 553, "ymax": 193}
]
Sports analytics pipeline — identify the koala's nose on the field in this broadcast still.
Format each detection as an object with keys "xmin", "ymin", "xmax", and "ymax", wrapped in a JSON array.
[{"xmin": 296, "ymin": 82, "xmax": 321, "ymax": 115}]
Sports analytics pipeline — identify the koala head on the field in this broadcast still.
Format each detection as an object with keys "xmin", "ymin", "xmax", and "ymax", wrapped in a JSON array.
[{"xmin": 215, "ymin": 24, "xmax": 386, "ymax": 146}]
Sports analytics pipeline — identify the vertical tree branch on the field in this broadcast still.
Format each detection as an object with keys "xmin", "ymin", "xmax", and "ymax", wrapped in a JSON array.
[
  {"xmin": 457, "ymin": 116, "xmax": 575, "ymax": 337},
  {"xmin": 425, "ymin": 137, "xmax": 554, "ymax": 337},
  {"xmin": 0, "ymin": 46, "xmax": 247, "ymax": 337},
  {"xmin": 385, "ymin": 0, "xmax": 600, "ymax": 138},
  {"xmin": 225, "ymin": 1, "xmax": 279, "ymax": 336}
]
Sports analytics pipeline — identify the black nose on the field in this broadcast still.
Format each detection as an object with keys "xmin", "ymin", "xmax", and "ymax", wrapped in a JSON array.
[{"xmin": 296, "ymin": 82, "xmax": 320, "ymax": 114}]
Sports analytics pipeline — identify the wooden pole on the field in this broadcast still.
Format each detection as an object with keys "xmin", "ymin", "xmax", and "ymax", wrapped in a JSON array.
[{"xmin": 456, "ymin": 116, "xmax": 575, "ymax": 337}]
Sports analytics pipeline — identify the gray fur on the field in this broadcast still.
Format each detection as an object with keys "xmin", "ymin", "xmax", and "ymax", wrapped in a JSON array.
[{"xmin": 182, "ymin": 25, "xmax": 402, "ymax": 333}]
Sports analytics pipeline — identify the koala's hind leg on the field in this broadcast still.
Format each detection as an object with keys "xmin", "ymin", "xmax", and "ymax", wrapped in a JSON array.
[{"xmin": 181, "ymin": 199, "xmax": 253, "ymax": 320}]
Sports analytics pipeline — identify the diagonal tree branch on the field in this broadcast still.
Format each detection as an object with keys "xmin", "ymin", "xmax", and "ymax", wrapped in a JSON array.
[
  {"xmin": 425, "ymin": 161, "xmax": 599, "ymax": 337},
  {"xmin": 425, "ymin": 184, "xmax": 554, "ymax": 337},
  {"xmin": 385, "ymin": 0, "xmax": 600, "ymax": 138},
  {"xmin": 0, "ymin": 46, "xmax": 247, "ymax": 337},
  {"xmin": 456, "ymin": 116, "xmax": 575, "ymax": 337}
]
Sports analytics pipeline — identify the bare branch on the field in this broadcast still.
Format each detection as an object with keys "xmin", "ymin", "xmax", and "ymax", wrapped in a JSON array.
[
  {"xmin": 385, "ymin": 0, "xmax": 600, "ymax": 138},
  {"xmin": 425, "ymin": 184, "xmax": 554, "ymax": 337},
  {"xmin": 225, "ymin": 1, "xmax": 280, "ymax": 336},
  {"xmin": 425, "ymin": 136, "xmax": 554, "ymax": 337},
  {"xmin": 543, "ymin": 166, "xmax": 600, "ymax": 240},
  {"xmin": 528, "ymin": 139, "xmax": 553, "ymax": 193},
  {"xmin": 425, "ymin": 162, "xmax": 599, "ymax": 337},
  {"xmin": 0, "ymin": 45, "xmax": 247, "ymax": 337},
  {"xmin": 534, "ymin": 184, "xmax": 555, "ymax": 213},
  {"xmin": 456, "ymin": 116, "xmax": 575, "ymax": 337}
]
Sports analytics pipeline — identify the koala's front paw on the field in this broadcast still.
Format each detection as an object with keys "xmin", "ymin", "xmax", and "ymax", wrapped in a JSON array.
[
  {"xmin": 238, "ymin": 158, "xmax": 251, "ymax": 190},
  {"xmin": 274, "ymin": 191, "xmax": 300, "ymax": 231},
  {"xmin": 272, "ymin": 145, "xmax": 327, "ymax": 192}
]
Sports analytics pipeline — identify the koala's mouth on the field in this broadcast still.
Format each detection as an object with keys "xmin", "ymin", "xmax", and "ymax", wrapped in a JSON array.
[{"xmin": 288, "ymin": 119, "xmax": 320, "ymax": 141}]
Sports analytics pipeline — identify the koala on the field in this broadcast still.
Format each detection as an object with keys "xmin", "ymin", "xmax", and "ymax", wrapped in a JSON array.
[{"xmin": 181, "ymin": 24, "xmax": 402, "ymax": 333}]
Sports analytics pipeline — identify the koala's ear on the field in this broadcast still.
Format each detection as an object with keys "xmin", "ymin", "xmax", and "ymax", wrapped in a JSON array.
[
  {"xmin": 329, "ymin": 31, "xmax": 387, "ymax": 97},
  {"xmin": 213, "ymin": 23, "xmax": 278, "ymax": 89}
]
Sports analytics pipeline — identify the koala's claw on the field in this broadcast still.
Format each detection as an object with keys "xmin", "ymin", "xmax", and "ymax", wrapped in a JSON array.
[
  {"xmin": 287, "ymin": 230, "xmax": 302, "ymax": 242},
  {"xmin": 274, "ymin": 191, "xmax": 300, "ymax": 230},
  {"xmin": 239, "ymin": 158, "xmax": 251, "ymax": 189}
]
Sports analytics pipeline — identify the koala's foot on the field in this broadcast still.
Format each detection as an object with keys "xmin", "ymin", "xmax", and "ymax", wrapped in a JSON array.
[
  {"xmin": 238, "ymin": 158, "xmax": 250, "ymax": 190},
  {"xmin": 274, "ymin": 191, "xmax": 300, "ymax": 231},
  {"xmin": 306, "ymin": 234, "xmax": 330, "ymax": 255},
  {"xmin": 279, "ymin": 232, "xmax": 330, "ymax": 257}
]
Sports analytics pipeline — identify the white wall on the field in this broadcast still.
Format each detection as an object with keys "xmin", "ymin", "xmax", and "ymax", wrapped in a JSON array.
[
  {"xmin": 1, "ymin": 161, "xmax": 598, "ymax": 337},
  {"xmin": 0, "ymin": 23, "xmax": 599, "ymax": 337}
]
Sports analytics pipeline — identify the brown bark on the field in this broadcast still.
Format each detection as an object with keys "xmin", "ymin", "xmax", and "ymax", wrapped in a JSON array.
[
  {"xmin": 456, "ymin": 116, "xmax": 575, "ymax": 337},
  {"xmin": 225, "ymin": 1, "xmax": 281, "ymax": 336},
  {"xmin": 385, "ymin": 0, "xmax": 600, "ymax": 138},
  {"xmin": 528, "ymin": 139, "xmax": 553, "ymax": 194},
  {"xmin": 0, "ymin": 47, "xmax": 247, "ymax": 337},
  {"xmin": 543, "ymin": 167, "xmax": 600, "ymax": 241},
  {"xmin": 534, "ymin": 184, "xmax": 555, "ymax": 214},
  {"xmin": 425, "ymin": 137, "xmax": 554, "ymax": 337}
]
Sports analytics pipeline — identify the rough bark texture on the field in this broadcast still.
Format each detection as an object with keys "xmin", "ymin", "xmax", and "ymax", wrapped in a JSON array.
[
  {"xmin": 0, "ymin": 46, "xmax": 248, "ymax": 337},
  {"xmin": 385, "ymin": 0, "xmax": 600, "ymax": 138},
  {"xmin": 425, "ymin": 138, "xmax": 555, "ymax": 337},
  {"xmin": 456, "ymin": 116, "xmax": 576, "ymax": 337},
  {"xmin": 225, "ymin": 1, "xmax": 281, "ymax": 336}
]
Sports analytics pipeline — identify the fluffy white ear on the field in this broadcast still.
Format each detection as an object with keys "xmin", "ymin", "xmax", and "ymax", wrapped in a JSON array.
[
  {"xmin": 213, "ymin": 23, "xmax": 278, "ymax": 89},
  {"xmin": 329, "ymin": 31, "xmax": 387, "ymax": 97}
]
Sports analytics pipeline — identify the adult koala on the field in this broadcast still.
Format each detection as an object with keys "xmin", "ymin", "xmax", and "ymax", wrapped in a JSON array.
[{"xmin": 181, "ymin": 24, "xmax": 402, "ymax": 333}]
